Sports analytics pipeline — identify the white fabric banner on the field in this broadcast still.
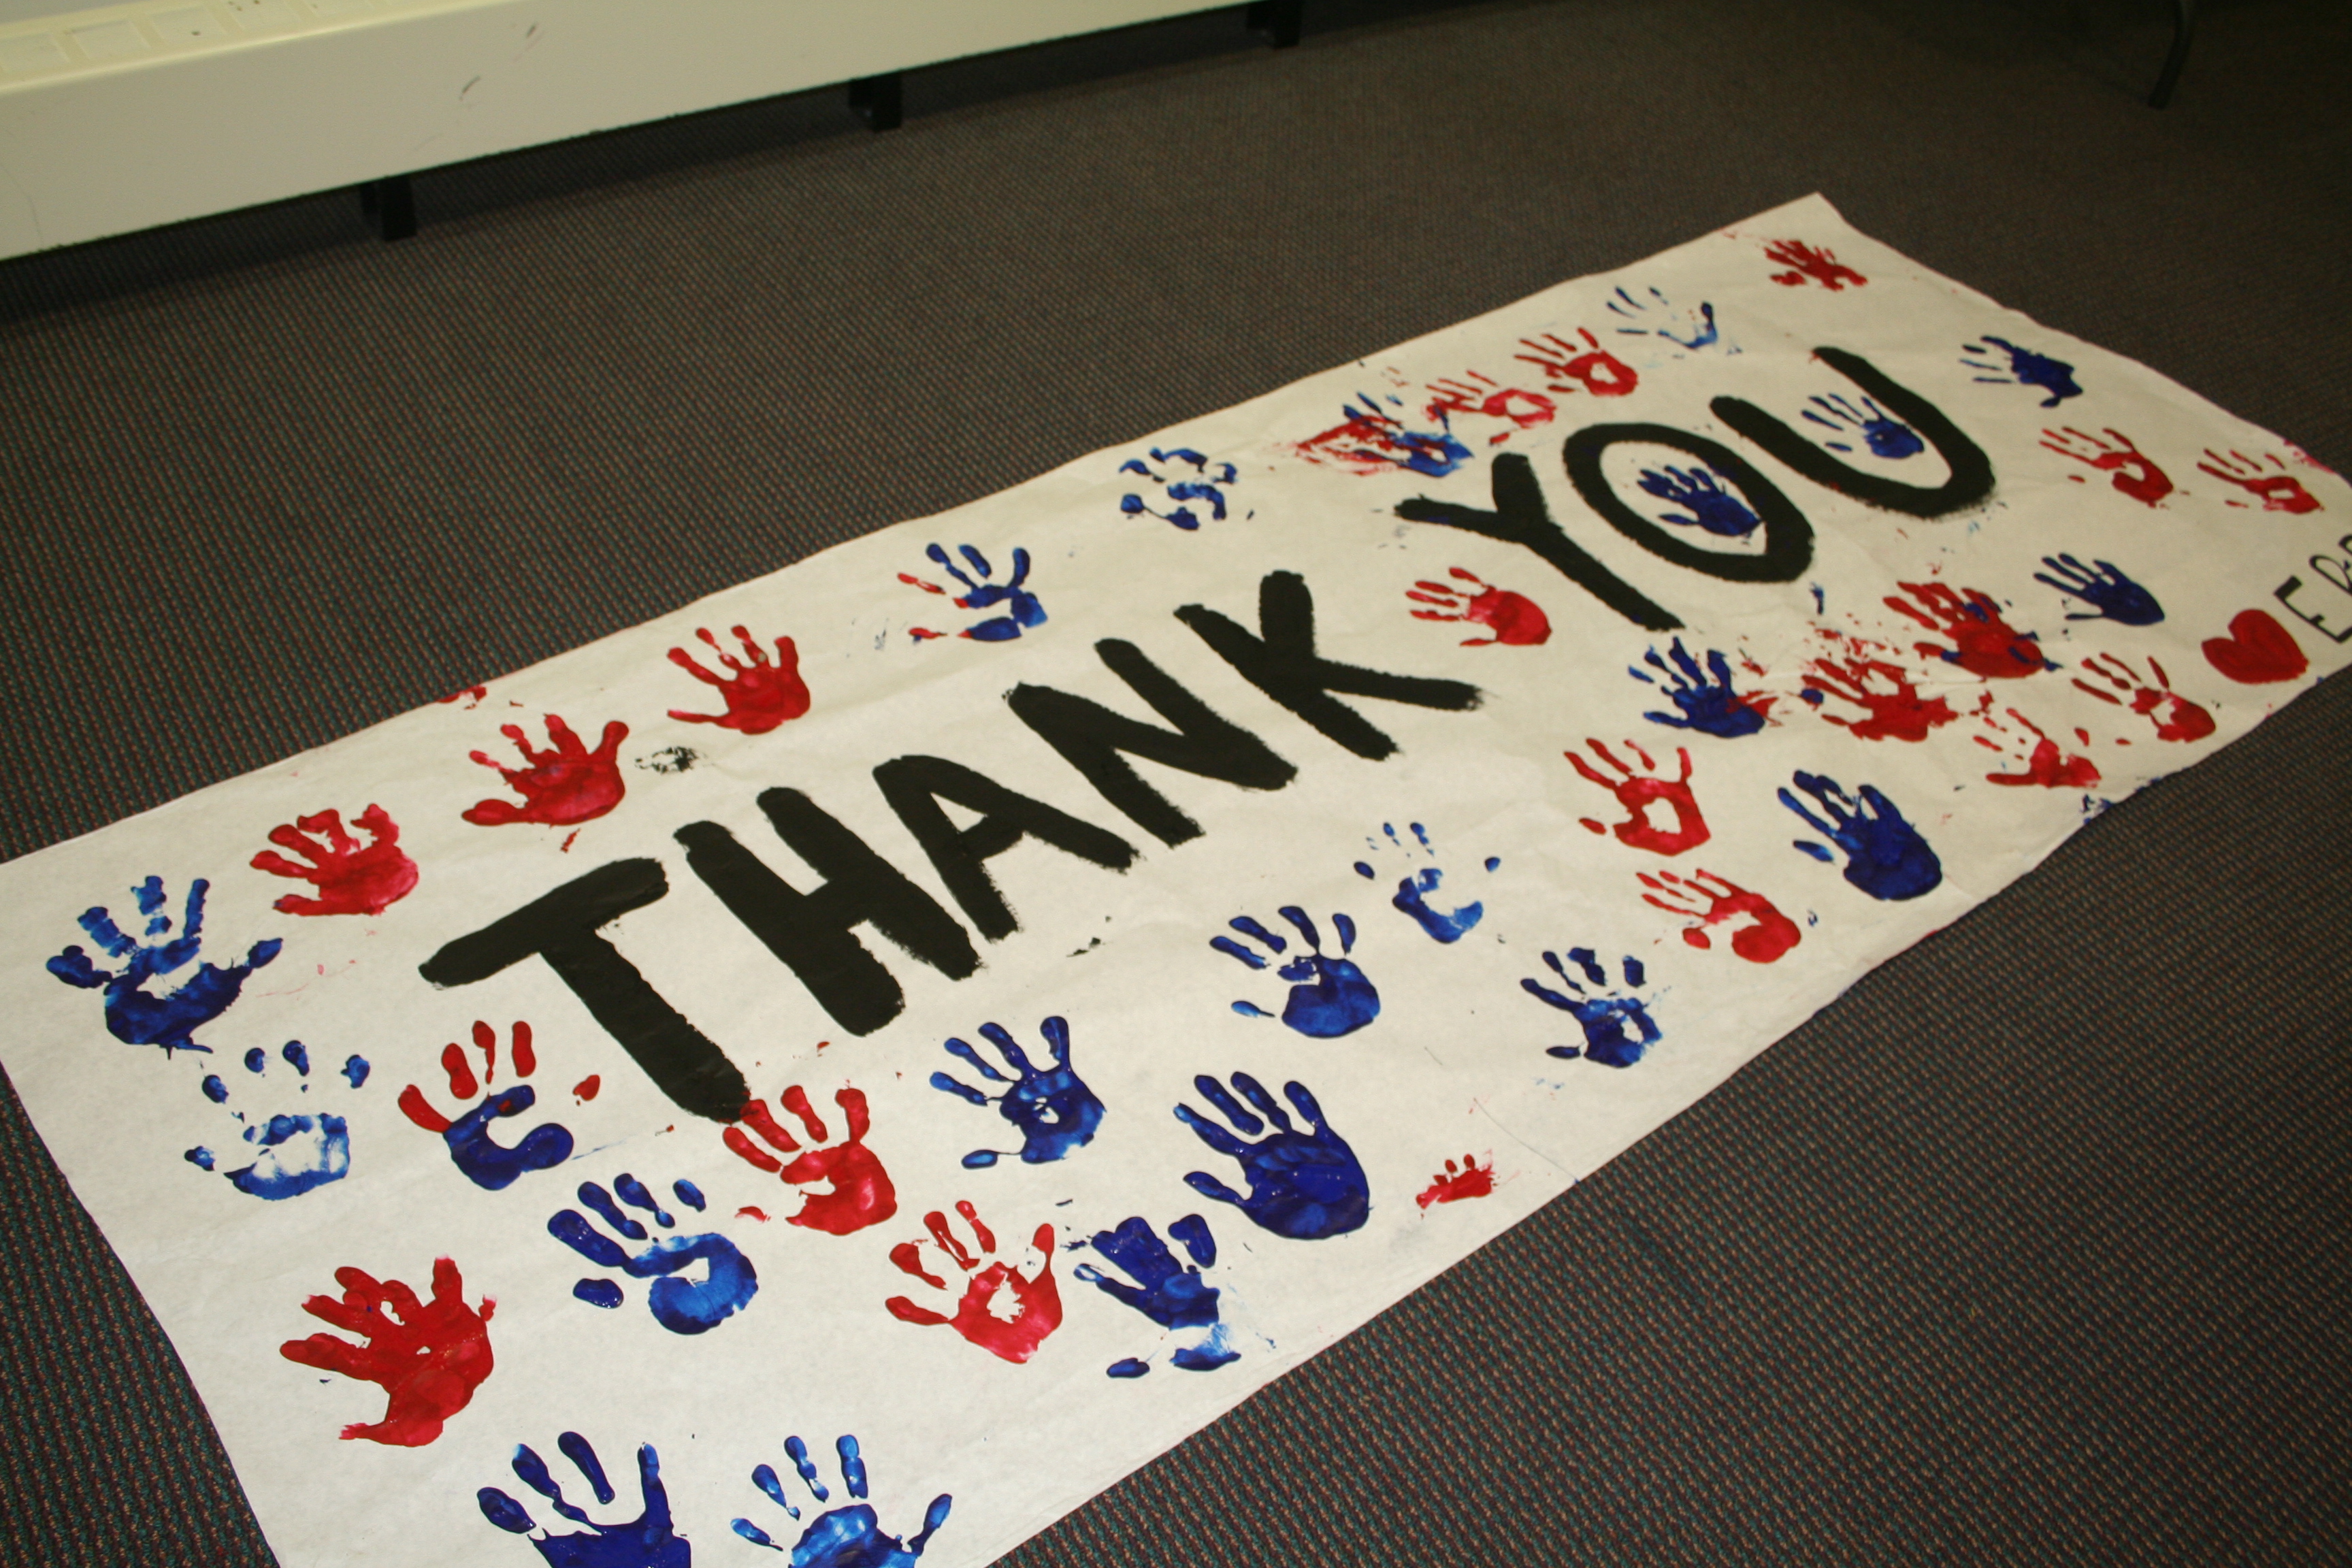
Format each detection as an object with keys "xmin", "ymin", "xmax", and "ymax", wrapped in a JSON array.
[{"xmin": 3, "ymin": 194, "xmax": 2342, "ymax": 1568}]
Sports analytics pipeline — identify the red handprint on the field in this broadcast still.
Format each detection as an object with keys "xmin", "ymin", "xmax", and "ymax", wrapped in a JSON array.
[
  {"xmin": 1885, "ymin": 581, "xmax": 2052, "ymax": 679},
  {"xmin": 250, "ymin": 804, "xmax": 419, "ymax": 917},
  {"xmin": 1416, "ymin": 1154, "xmax": 1494, "ymax": 1210},
  {"xmin": 461, "ymin": 715, "xmax": 627, "ymax": 827},
  {"xmin": 1422, "ymin": 372, "xmax": 1557, "ymax": 445},
  {"xmin": 723, "ymin": 1085, "xmax": 896, "ymax": 1237},
  {"xmin": 277, "ymin": 1257, "xmax": 493, "ymax": 1447},
  {"xmin": 1801, "ymin": 653, "xmax": 1958, "ymax": 742},
  {"xmin": 2073, "ymin": 654, "xmax": 2215, "ymax": 742},
  {"xmin": 1567, "ymin": 738, "xmax": 1710, "ymax": 856},
  {"xmin": 2197, "ymin": 449, "xmax": 2322, "ymax": 514},
  {"xmin": 2040, "ymin": 427, "xmax": 2172, "ymax": 506},
  {"xmin": 884, "ymin": 1200, "xmax": 1062, "ymax": 1364},
  {"xmin": 1973, "ymin": 708, "xmax": 2101, "ymax": 789},
  {"xmin": 1406, "ymin": 567, "xmax": 1552, "ymax": 647},
  {"xmin": 1762, "ymin": 239, "xmax": 1867, "ymax": 290},
  {"xmin": 666, "ymin": 625, "xmax": 811, "ymax": 734},
  {"xmin": 1513, "ymin": 329, "xmax": 1639, "ymax": 398},
  {"xmin": 1637, "ymin": 868, "xmax": 1801, "ymax": 962},
  {"xmin": 2201, "ymin": 608, "xmax": 2308, "ymax": 685}
]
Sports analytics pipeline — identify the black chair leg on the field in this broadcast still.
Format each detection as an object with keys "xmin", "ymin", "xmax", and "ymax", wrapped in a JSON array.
[
  {"xmin": 2149, "ymin": 0, "xmax": 2195, "ymax": 108},
  {"xmin": 359, "ymin": 176, "xmax": 416, "ymax": 242},
  {"xmin": 849, "ymin": 72, "xmax": 903, "ymax": 131},
  {"xmin": 1247, "ymin": 0, "xmax": 1303, "ymax": 48}
]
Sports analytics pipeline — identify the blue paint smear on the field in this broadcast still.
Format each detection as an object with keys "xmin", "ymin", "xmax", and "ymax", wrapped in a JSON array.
[
  {"xmin": 1633, "ymin": 638, "xmax": 1766, "ymax": 738},
  {"xmin": 2032, "ymin": 553, "xmax": 2163, "ymax": 625},
  {"xmin": 930, "ymin": 1015, "xmax": 1104, "ymax": 1168},
  {"xmin": 549, "ymin": 1178, "xmax": 759, "ymax": 1334},
  {"xmin": 223, "ymin": 1113, "xmax": 349, "ymax": 1199},
  {"xmin": 1801, "ymin": 393, "xmax": 1923, "ymax": 458},
  {"xmin": 184, "ymin": 1147, "xmax": 214, "ymax": 1171},
  {"xmin": 280, "ymin": 1040, "xmax": 310, "ymax": 1076},
  {"xmin": 444, "ymin": 1084, "xmax": 575, "ymax": 1192},
  {"xmin": 730, "ymin": 1435, "xmax": 951, "ymax": 1566},
  {"xmin": 1778, "ymin": 771, "xmax": 1944, "ymax": 901},
  {"xmin": 574, "ymin": 1279, "xmax": 624, "ymax": 1309},
  {"xmin": 46, "ymin": 876, "xmax": 282, "ymax": 1055},
  {"xmin": 201, "ymin": 1074, "xmax": 229, "ymax": 1104},
  {"xmin": 1637, "ymin": 466, "xmax": 1761, "ymax": 538},
  {"xmin": 244, "ymin": 1047, "xmax": 266, "ymax": 1073},
  {"xmin": 671, "ymin": 1179, "xmax": 706, "ymax": 1212},
  {"xmin": 341, "ymin": 1054, "xmax": 370, "ymax": 1088},
  {"xmin": 1175, "ymin": 1073, "xmax": 1369, "ymax": 1240},
  {"xmin": 1961, "ymin": 335, "xmax": 2082, "ymax": 408},
  {"xmin": 1107, "ymin": 1358, "xmax": 1152, "ymax": 1379},
  {"xmin": 1353, "ymin": 822, "xmax": 1486, "ymax": 943},
  {"xmin": 924, "ymin": 542, "xmax": 1046, "ymax": 641},
  {"xmin": 1521, "ymin": 950, "xmax": 1661, "ymax": 1068},
  {"xmin": 1213, "ymin": 906, "xmax": 1379, "ymax": 1037},
  {"xmin": 1337, "ymin": 394, "xmax": 1472, "ymax": 477},
  {"xmin": 478, "ymin": 1437, "xmax": 690, "ymax": 1568}
]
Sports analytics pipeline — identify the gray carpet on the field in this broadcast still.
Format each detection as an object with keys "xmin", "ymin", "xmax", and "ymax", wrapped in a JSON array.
[{"xmin": 1, "ymin": 1, "xmax": 2346, "ymax": 1562}]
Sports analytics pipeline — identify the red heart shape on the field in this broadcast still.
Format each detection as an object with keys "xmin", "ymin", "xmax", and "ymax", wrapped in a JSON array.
[{"xmin": 2202, "ymin": 608, "xmax": 2308, "ymax": 684}]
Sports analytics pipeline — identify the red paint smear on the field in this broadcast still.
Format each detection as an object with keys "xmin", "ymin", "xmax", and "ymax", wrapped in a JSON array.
[
  {"xmin": 1565, "ymin": 738, "xmax": 1710, "ymax": 855},
  {"xmin": 2040, "ymin": 427, "xmax": 2172, "ymax": 506},
  {"xmin": 666, "ymin": 626, "xmax": 812, "ymax": 734},
  {"xmin": 1763, "ymin": 239, "xmax": 1867, "ymax": 290},
  {"xmin": 2197, "ymin": 449, "xmax": 2323, "ymax": 514},
  {"xmin": 1978, "ymin": 709, "xmax": 2102, "ymax": 789},
  {"xmin": 277, "ymin": 1257, "xmax": 493, "ymax": 1447},
  {"xmin": 396, "ymin": 1083, "xmax": 453, "ymax": 1135},
  {"xmin": 1422, "ymin": 372, "xmax": 1556, "ymax": 441},
  {"xmin": 1418, "ymin": 1155, "xmax": 1495, "ymax": 1210},
  {"xmin": 1407, "ymin": 566, "xmax": 1552, "ymax": 647},
  {"xmin": 439, "ymin": 1042, "xmax": 478, "ymax": 1101},
  {"xmin": 1638, "ymin": 868, "xmax": 1801, "ymax": 963},
  {"xmin": 572, "ymin": 1074, "xmax": 600, "ymax": 1103},
  {"xmin": 1886, "ymin": 581, "xmax": 2049, "ymax": 679},
  {"xmin": 461, "ymin": 715, "xmax": 628, "ymax": 828},
  {"xmin": 884, "ymin": 1213, "xmax": 1062, "ymax": 1365},
  {"xmin": 2202, "ymin": 608, "xmax": 2308, "ymax": 685},
  {"xmin": 507, "ymin": 1021, "xmax": 534, "ymax": 1078},
  {"xmin": 436, "ymin": 685, "xmax": 489, "ymax": 707},
  {"xmin": 736, "ymin": 1206, "xmax": 770, "ymax": 1222},
  {"xmin": 250, "ymin": 804, "xmax": 420, "ymax": 917},
  {"xmin": 1514, "ymin": 329, "xmax": 1639, "ymax": 397},
  {"xmin": 1802, "ymin": 654, "xmax": 1957, "ymax": 742}
]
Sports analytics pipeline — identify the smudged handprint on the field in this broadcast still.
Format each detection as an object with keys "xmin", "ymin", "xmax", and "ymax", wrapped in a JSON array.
[
  {"xmin": 189, "ymin": 1039, "xmax": 364, "ymax": 1200},
  {"xmin": 250, "ymin": 805, "xmax": 419, "ymax": 917},
  {"xmin": 1294, "ymin": 394, "xmax": 1472, "ymax": 478},
  {"xmin": 1567, "ymin": 739, "xmax": 1710, "ymax": 855},
  {"xmin": 1961, "ymin": 336, "xmax": 2081, "ymax": 408},
  {"xmin": 1637, "ymin": 868, "xmax": 1801, "ymax": 962},
  {"xmin": 1118, "ymin": 447, "xmax": 1239, "ymax": 530},
  {"xmin": 463, "ymin": 717, "xmax": 629, "ymax": 828},
  {"xmin": 1973, "ymin": 708, "xmax": 2101, "ymax": 789},
  {"xmin": 549, "ymin": 1173, "xmax": 759, "ymax": 1335},
  {"xmin": 1213, "ymin": 907, "xmax": 1380, "ymax": 1036},
  {"xmin": 723, "ymin": 1085, "xmax": 897, "ymax": 1235},
  {"xmin": 1762, "ymin": 239, "xmax": 1866, "ymax": 290},
  {"xmin": 1416, "ymin": 1153, "xmax": 1495, "ymax": 1209},
  {"xmin": 48, "ymin": 875, "xmax": 281, "ymax": 1055},
  {"xmin": 278, "ymin": 1256, "xmax": 493, "ymax": 1447},
  {"xmin": 2197, "ymin": 449, "xmax": 2323, "ymax": 514},
  {"xmin": 730, "ymin": 1433, "xmax": 953, "ymax": 1563},
  {"xmin": 928, "ymin": 1016, "xmax": 1105, "ymax": 1169},
  {"xmin": 1605, "ymin": 285, "xmax": 1727, "ymax": 350},
  {"xmin": 884, "ymin": 1200, "xmax": 1062, "ymax": 1363},
  {"xmin": 1079, "ymin": 1213, "xmax": 1242, "ymax": 1377},
  {"xmin": 901, "ymin": 544, "xmax": 1047, "ymax": 642},
  {"xmin": 1174, "ymin": 1073, "xmax": 1369, "ymax": 1241},
  {"xmin": 1884, "ymin": 581, "xmax": 2054, "ymax": 679},
  {"xmin": 1800, "ymin": 651, "xmax": 1958, "ymax": 742},
  {"xmin": 1353, "ymin": 821, "xmax": 1494, "ymax": 944},
  {"xmin": 1631, "ymin": 640, "xmax": 1773, "ymax": 738},
  {"xmin": 1801, "ymin": 393, "xmax": 1923, "ymax": 459},
  {"xmin": 478, "ymin": 1433, "xmax": 689, "ymax": 1567},
  {"xmin": 1520, "ymin": 949, "xmax": 1661, "ymax": 1066},
  {"xmin": 666, "ymin": 625, "xmax": 811, "ymax": 734},
  {"xmin": 1638, "ymin": 465, "xmax": 1763, "ymax": 538},
  {"xmin": 2072, "ymin": 653, "xmax": 2215, "ymax": 742},
  {"xmin": 1421, "ymin": 372, "xmax": 1557, "ymax": 446},
  {"xmin": 2041, "ymin": 427, "xmax": 2172, "ymax": 505},
  {"xmin": 1405, "ymin": 566, "xmax": 1552, "ymax": 647},
  {"xmin": 2033, "ymin": 555, "xmax": 2163, "ymax": 626},
  {"xmin": 1780, "ymin": 771, "xmax": 1943, "ymax": 901},
  {"xmin": 399, "ymin": 1021, "xmax": 574, "ymax": 1192},
  {"xmin": 1514, "ymin": 328, "xmax": 1639, "ymax": 397}
]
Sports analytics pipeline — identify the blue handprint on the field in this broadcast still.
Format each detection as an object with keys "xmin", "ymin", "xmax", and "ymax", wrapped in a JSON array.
[
  {"xmin": 184, "ymin": 1039, "xmax": 365, "ymax": 1199},
  {"xmin": 2033, "ymin": 553, "xmax": 2163, "ymax": 626},
  {"xmin": 928, "ymin": 1015, "xmax": 1105, "ymax": 1169},
  {"xmin": 401, "ymin": 1022, "xmax": 575, "ymax": 1191},
  {"xmin": 1961, "ymin": 336, "xmax": 2082, "ymax": 408},
  {"xmin": 731, "ymin": 1433, "xmax": 952, "ymax": 1565},
  {"xmin": 1078, "ymin": 1213, "xmax": 1240, "ymax": 1377},
  {"xmin": 1213, "ymin": 908, "xmax": 1379, "ymax": 1037},
  {"xmin": 1353, "ymin": 821, "xmax": 1495, "ymax": 944},
  {"xmin": 900, "ymin": 544, "xmax": 1045, "ymax": 643},
  {"xmin": 1175, "ymin": 1073, "xmax": 1369, "ymax": 1241},
  {"xmin": 1637, "ymin": 466, "xmax": 1761, "ymax": 538},
  {"xmin": 549, "ymin": 1172, "xmax": 758, "ymax": 1335},
  {"xmin": 1800, "ymin": 393, "xmax": 1924, "ymax": 459},
  {"xmin": 478, "ymin": 1432, "xmax": 689, "ymax": 1568},
  {"xmin": 1780, "ymin": 770, "xmax": 1943, "ymax": 901},
  {"xmin": 1520, "ymin": 949, "xmax": 1661, "ymax": 1068},
  {"xmin": 1118, "ymin": 446, "xmax": 1239, "ymax": 531},
  {"xmin": 1630, "ymin": 638, "xmax": 1769, "ymax": 739},
  {"xmin": 1604, "ymin": 285, "xmax": 1727, "ymax": 351},
  {"xmin": 47, "ymin": 875, "xmax": 282, "ymax": 1055}
]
